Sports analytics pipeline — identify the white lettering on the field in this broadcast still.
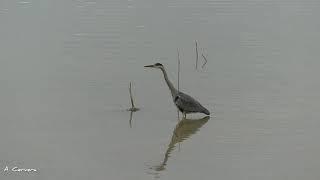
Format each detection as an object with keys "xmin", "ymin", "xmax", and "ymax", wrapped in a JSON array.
[
  {"xmin": 12, "ymin": 167, "xmax": 37, "ymax": 172},
  {"xmin": 3, "ymin": 166, "xmax": 8, "ymax": 172}
]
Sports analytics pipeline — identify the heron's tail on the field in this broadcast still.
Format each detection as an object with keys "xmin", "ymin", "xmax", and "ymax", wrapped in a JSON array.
[{"xmin": 202, "ymin": 107, "xmax": 210, "ymax": 115}]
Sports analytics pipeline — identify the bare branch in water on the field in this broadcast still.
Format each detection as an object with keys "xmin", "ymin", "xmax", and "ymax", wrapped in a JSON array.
[
  {"xmin": 129, "ymin": 82, "xmax": 134, "ymax": 108},
  {"xmin": 201, "ymin": 54, "xmax": 208, "ymax": 68},
  {"xmin": 128, "ymin": 82, "xmax": 139, "ymax": 112},
  {"xmin": 177, "ymin": 48, "xmax": 180, "ymax": 91},
  {"xmin": 177, "ymin": 48, "xmax": 181, "ymax": 119},
  {"xmin": 195, "ymin": 40, "xmax": 199, "ymax": 70}
]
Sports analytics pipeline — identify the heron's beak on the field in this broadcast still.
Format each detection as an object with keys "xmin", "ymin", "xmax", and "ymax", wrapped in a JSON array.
[{"xmin": 144, "ymin": 64, "xmax": 155, "ymax": 68}]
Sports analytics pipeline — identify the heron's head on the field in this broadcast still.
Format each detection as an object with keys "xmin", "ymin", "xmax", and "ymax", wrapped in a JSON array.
[{"xmin": 144, "ymin": 63, "xmax": 164, "ymax": 69}]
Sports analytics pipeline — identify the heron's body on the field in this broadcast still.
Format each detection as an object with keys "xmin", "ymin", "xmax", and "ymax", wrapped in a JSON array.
[
  {"xmin": 174, "ymin": 92, "xmax": 210, "ymax": 116},
  {"xmin": 144, "ymin": 63, "xmax": 210, "ymax": 118}
]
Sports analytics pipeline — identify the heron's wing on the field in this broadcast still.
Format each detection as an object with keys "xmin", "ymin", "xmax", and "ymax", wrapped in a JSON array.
[{"xmin": 174, "ymin": 92, "xmax": 204, "ymax": 113}]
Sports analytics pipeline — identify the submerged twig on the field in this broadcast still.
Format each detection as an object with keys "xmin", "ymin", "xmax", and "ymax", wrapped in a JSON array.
[
  {"xmin": 195, "ymin": 40, "xmax": 199, "ymax": 69},
  {"xmin": 201, "ymin": 53, "xmax": 208, "ymax": 68},
  {"xmin": 129, "ymin": 111, "xmax": 133, "ymax": 128},
  {"xmin": 127, "ymin": 82, "xmax": 139, "ymax": 112}
]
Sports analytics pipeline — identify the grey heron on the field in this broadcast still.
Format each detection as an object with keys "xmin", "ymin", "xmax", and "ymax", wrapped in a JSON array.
[{"xmin": 144, "ymin": 63, "xmax": 210, "ymax": 118}]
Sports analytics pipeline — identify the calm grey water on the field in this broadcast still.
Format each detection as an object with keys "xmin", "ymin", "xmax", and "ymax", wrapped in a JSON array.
[{"xmin": 1, "ymin": 0, "xmax": 320, "ymax": 179}]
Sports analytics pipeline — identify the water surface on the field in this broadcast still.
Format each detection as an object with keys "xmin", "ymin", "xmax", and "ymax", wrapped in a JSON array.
[{"xmin": 1, "ymin": 0, "xmax": 320, "ymax": 179}]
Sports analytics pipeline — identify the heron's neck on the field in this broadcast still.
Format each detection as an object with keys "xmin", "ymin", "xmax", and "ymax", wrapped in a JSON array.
[{"xmin": 160, "ymin": 67, "xmax": 178, "ymax": 97}]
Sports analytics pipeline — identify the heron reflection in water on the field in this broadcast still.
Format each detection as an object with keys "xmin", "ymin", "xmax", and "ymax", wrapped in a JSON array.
[{"xmin": 151, "ymin": 116, "xmax": 210, "ymax": 171}]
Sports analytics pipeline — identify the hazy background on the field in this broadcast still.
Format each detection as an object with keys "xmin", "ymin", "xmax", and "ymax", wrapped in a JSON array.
[{"xmin": 0, "ymin": 0, "xmax": 320, "ymax": 179}]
